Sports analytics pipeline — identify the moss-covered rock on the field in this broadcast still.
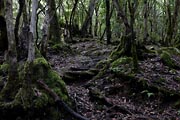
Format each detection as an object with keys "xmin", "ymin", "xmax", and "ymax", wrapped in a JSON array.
[
  {"xmin": 160, "ymin": 51, "xmax": 178, "ymax": 69},
  {"xmin": 111, "ymin": 57, "xmax": 132, "ymax": 68},
  {"xmin": 110, "ymin": 57, "xmax": 133, "ymax": 75},
  {"xmin": 51, "ymin": 43, "xmax": 71, "ymax": 54},
  {"xmin": 30, "ymin": 57, "xmax": 69, "ymax": 102}
]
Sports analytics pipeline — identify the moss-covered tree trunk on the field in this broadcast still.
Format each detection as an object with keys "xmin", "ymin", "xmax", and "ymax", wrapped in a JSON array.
[
  {"xmin": 40, "ymin": 0, "xmax": 51, "ymax": 57},
  {"xmin": 81, "ymin": 0, "xmax": 96, "ymax": 37},
  {"xmin": 112, "ymin": 0, "xmax": 132, "ymax": 57},
  {"xmin": 0, "ymin": 0, "xmax": 71, "ymax": 119},
  {"xmin": 28, "ymin": 0, "xmax": 38, "ymax": 62},
  {"xmin": 94, "ymin": 3, "xmax": 100, "ymax": 37},
  {"xmin": 49, "ymin": 0, "xmax": 62, "ymax": 45},
  {"xmin": 0, "ymin": 0, "xmax": 19, "ymax": 101},
  {"xmin": 165, "ymin": 0, "xmax": 180, "ymax": 46},
  {"xmin": 111, "ymin": 0, "xmax": 138, "ymax": 70},
  {"xmin": 105, "ymin": 0, "xmax": 111, "ymax": 44}
]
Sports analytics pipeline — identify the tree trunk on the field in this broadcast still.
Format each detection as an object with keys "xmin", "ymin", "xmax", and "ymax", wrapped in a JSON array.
[
  {"xmin": 111, "ymin": 0, "xmax": 138, "ymax": 71},
  {"xmin": 112, "ymin": 0, "xmax": 131, "ymax": 57},
  {"xmin": 1, "ymin": 0, "xmax": 18, "ymax": 100},
  {"xmin": 49, "ymin": 0, "xmax": 62, "ymax": 44},
  {"xmin": 17, "ymin": 0, "xmax": 29, "ymax": 61},
  {"xmin": 88, "ymin": 17, "xmax": 93, "ymax": 36},
  {"xmin": 27, "ymin": 0, "xmax": 38, "ymax": 62},
  {"xmin": 0, "ymin": 0, "xmax": 8, "ymax": 52},
  {"xmin": 165, "ymin": 0, "xmax": 180, "ymax": 46},
  {"xmin": 81, "ymin": 0, "xmax": 96, "ymax": 37},
  {"xmin": 128, "ymin": 0, "xmax": 138, "ymax": 71},
  {"xmin": 106, "ymin": 0, "xmax": 111, "ymax": 44},
  {"xmin": 14, "ymin": 0, "xmax": 24, "ymax": 47},
  {"xmin": 143, "ymin": 0, "xmax": 148, "ymax": 43},
  {"xmin": 94, "ymin": 3, "xmax": 100, "ymax": 37},
  {"xmin": 69, "ymin": 0, "xmax": 78, "ymax": 40},
  {"xmin": 41, "ymin": 0, "xmax": 51, "ymax": 57}
]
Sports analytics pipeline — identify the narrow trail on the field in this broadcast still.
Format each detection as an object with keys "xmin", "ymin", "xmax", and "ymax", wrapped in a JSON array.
[
  {"xmin": 48, "ymin": 40, "xmax": 113, "ymax": 119},
  {"xmin": 48, "ymin": 40, "xmax": 112, "ymax": 84},
  {"xmin": 48, "ymin": 39, "xmax": 180, "ymax": 120}
]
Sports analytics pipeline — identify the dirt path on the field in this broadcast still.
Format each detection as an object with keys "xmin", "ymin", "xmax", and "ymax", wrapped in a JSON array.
[
  {"xmin": 48, "ymin": 40, "xmax": 112, "ymax": 84},
  {"xmin": 48, "ymin": 40, "xmax": 113, "ymax": 119},
  {"xmin": 48, "ymin": 40, "xmax": 180, "ymax": 120}
]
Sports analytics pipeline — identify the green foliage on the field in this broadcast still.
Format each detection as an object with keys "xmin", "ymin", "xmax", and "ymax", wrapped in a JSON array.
[{"xmin": 141, "ymin": 90, "xmax": 155, "ymax": 98}]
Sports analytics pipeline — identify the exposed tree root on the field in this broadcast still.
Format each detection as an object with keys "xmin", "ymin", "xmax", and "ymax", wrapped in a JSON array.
[{"xmin": 37, "ymin": 80, "xmax": 90, "ymax": 120}]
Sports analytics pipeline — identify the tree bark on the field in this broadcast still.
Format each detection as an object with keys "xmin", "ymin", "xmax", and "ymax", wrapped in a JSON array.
[
  {"xmin": 113, "ymin": 0, "xmax": 131, "ymax": 34},
  {"xmin": 69, "ymin": 0, "xmax": 79, "ymax": 40},
  {"xmin": 49, "ymin": 0, "xmax": 62, "ymax": 44},
  {"xmin": 0, "ymin": 0, "xmax": 8, "ymax": 52},
  {"xmin": 14, "ymin": 0, "xmax": 25, "ymax": 47},
  {"xmin": 112, "ymin": 0, "xmax": 131, "ymax": 57},
  {"xmin": 27, "ymin": 0, "xmax": 38, "ymax": 62},
  {"xmin": 165, "ymin": 0, "xmax": 180, "ymax": 46},
  {"xmin": 105, "ymin": 0, "xmax": 111, "ymax": 44},
  {"xmin": 41, "ymin": 0, "xmax": 51, "ymax": 57},
  {"xmin": 1, "ymin": 0, "xmax": 18, "ymax": 100},
  {"xmin": 81, "ymin": 0, "xmax": 96, "ymax": 37},
  {"xmin": 143, "ymin": 0, "xmax": 148, "ymax": 43},
  {"xmin": 94, "ymin": 2, "xmax": 100, "ymax": 36},
  {"xmin": 128, "ymin": 0, "xmax": 138, "ymax": 71}
]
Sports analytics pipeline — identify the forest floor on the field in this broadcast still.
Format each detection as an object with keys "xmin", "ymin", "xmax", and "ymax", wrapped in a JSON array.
[{"xmin": 48, "ymin": 38, "xmax": 180, "ymax": 120}]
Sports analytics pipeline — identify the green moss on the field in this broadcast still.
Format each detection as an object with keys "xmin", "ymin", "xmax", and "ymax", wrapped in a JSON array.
[
  {"xmin": 45, "ymin": 70, "xmax": 68, "ymax": 101},
  {"xmin": 111, "ymin": 57, "xmax": 133, "ymax": 68},
  {"xmin": 33, "ymin": 92, "xmax": 49, "ymax": 109},
  {"xmin": 19, "ymin": 57, "xmax": 69, "ymax": 106},
  {"xmin": 29, "ymin": 57, "xmax": 69, "ymax": 102},
  {"xmin": 51, "ymin": 43, "xmax": 70, "ymax": 53},
  {"xmin": 110, "ymin": 47, "xmax": 124, "ymax": 60},
  {"xmin": 156, "ymin": 47, "xmax": 180, "ymax": 55},
  {"xmin": 0, "ymin": 63, "xmax": 9, "ymax": 74},
  {"xmin": 52, "ymin": 44, "xmax": 62, "ymax": 50},
  {"xmin": 160, "ymin": 51, "xmax": 177, "ymax": 68},
  {"xmin": 35, "ymin": 46, "xmax": 43, "ymax": 58},
  {"xmin": 160, "ymin": 47, "xmax": 180, "ymax": 55},
  {"xmin": 110, "ymin": 57, "xmax": 133, "ymax": 76},
  {"xmin": 0, "ymin": 57, "xmax": 70, "ymax": 119},
  {"xmin": 33, "ymin": 57, "xmax": 49, "ymax": 68}
]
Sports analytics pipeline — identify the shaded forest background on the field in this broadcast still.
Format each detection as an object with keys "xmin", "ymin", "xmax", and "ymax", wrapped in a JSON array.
[{"xmin": 0, "ymin": 0, "xmax": 180, "ymax": 120}]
